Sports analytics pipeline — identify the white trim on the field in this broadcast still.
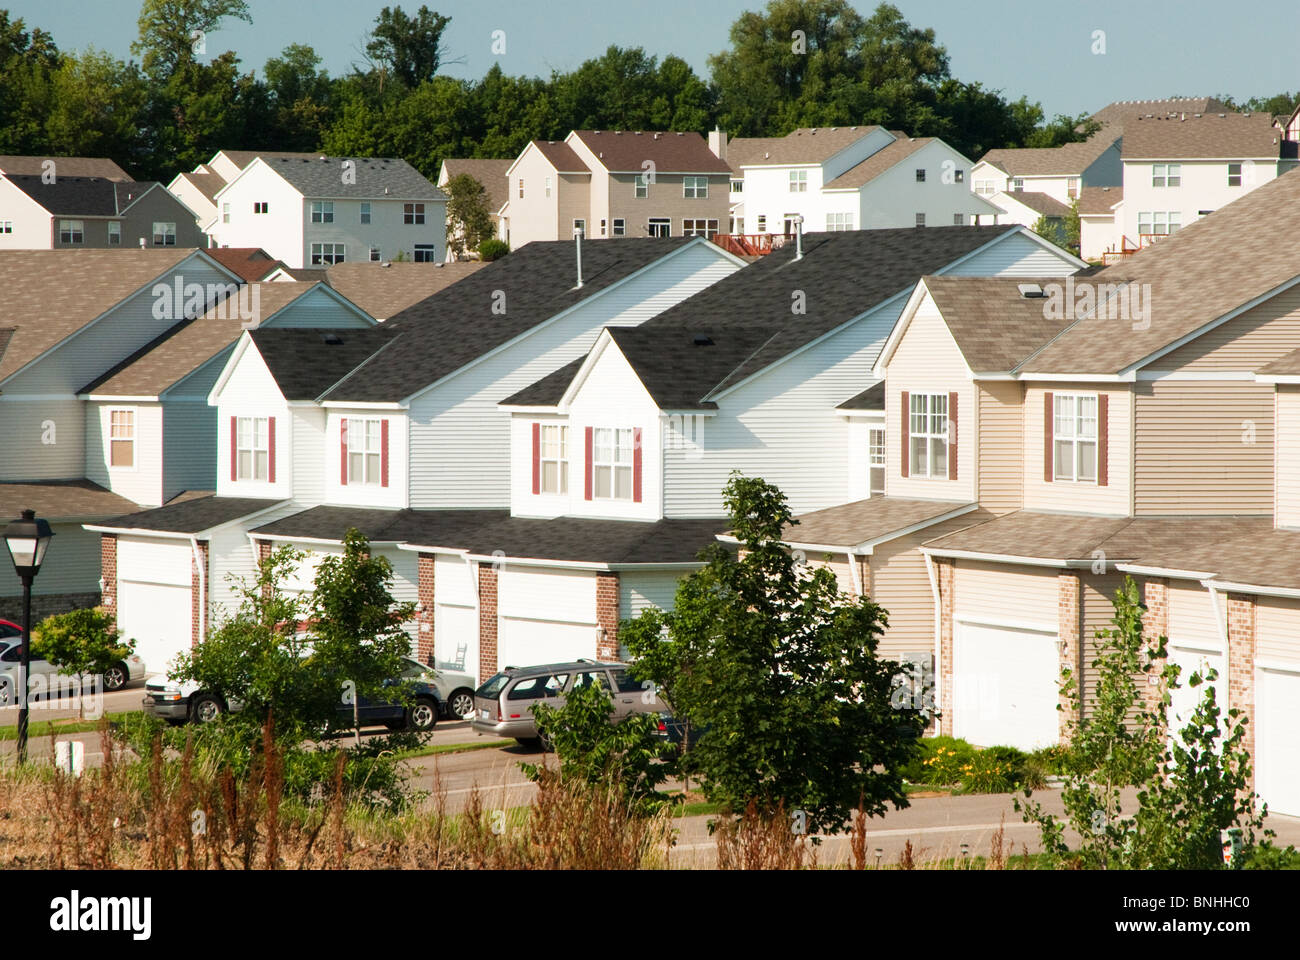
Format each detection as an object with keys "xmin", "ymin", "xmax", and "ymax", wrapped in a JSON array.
[
  {"xmin": 84, "ymin": 394, "xmax": 159, "ymax": 403},
  {"xmin": 1201, "ymin": 579, "xmax": 1231, "ymax": 653},
  {"xmin": 82, "ymin": 498, "xmax": 290, "ymax": 539},
  {"xmin": 1117, "ymin": 562, "xmax": 1218, "ymax": 580},
  {"xmin": 953, "ymin": 612, "xmax": 1058, "ymax": 634},
  {"xmin": 395, "ymin": 543, "xmax": 470, "ymax": 558},
  {"xmin": 1168, "ymin": 638, "xmax": 1224, "ymax": 656},
  {"xmin": 1137, "ymin": 370, "xmax": 1258, "ymax": 382},
  {"xmin": 1256, "ymin": 658, "xmax": 1300, "ymax": 675},
  {"xmin": 320, "ymin": 400, "xmax": 409, "ymax": 410},
  {"xmin": 1205, "ymin": 579, "xmax": 1300, "ymax": 600},
  {"xmin": 856, "ymin": 504, "xmax": 979, "ymax": 553},
  {"xmin": 256, "ymin": 533, "xmax": 403, "ymax": 547},
  {"xmin": 1016, "ymin": 372, "xmax": 1133, "ymax": 383},
  {"xmin": 1256, "ymin": 374, "xmax": 1300, "ymax": 386},
  {"xmin": 463, "ymin": 554, "xmax": 611, "ymax": 571},
  {"xmin": 923, "ymin": 551, "xmax": 942, "ymax": 734},
  {"xmin": 919, "ymin": 546, "xmax": 1079, "ymax": 569}
]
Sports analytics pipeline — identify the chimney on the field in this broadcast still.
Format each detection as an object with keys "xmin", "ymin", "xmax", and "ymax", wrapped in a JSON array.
[
  {"xmin": 574, "ymin": 225, "xmax": 584, "ymax": 288},
  {"xmin": 708, "ymin": 128, "xmax": 728, "ymax": 161}
]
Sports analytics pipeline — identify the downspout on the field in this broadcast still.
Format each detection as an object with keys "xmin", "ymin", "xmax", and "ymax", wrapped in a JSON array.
[
  {"xmin": 190, "ymin": 536, "xmax": 207, "ymax": 641},
  {"xmin": 923, "ymin": 552, "xmax": 943, "ymax": 737},
  {"xmin": 845, "ymin": 547, "xmax": 863, "ymax": 597},
  {"xmin": 1202, "ymin": 579, "xmax": 1230, "ymax": 652}
]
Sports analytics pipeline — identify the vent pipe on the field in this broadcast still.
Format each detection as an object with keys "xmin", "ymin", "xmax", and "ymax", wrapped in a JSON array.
[
  {"xmin": 793, "ymin": 214, "xmax": 805, "ymax": 260},
  {"xmin": 574, "ymin": 226, "xmax": 584, "ymax": 287}
]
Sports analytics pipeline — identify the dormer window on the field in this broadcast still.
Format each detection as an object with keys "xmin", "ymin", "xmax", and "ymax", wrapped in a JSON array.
[
  {"xmin": 232, "ymin": 416, "xmax": 272, "ymax": 481},
  {"xmin": 109, "ymin": 409, "xmax": 134, "ymax": 467},
  {"xmin": 585, "ymin": 427, "xmax": 641, "ymax": 502},
  {"xmin": 341, "ymin": 417, "xmax": 388, "ymax": 487},
  {"xmin": 532, "ymin": 424, "xmax": 569, "ymax": 494},
  {"xmin": 905, "ymin": 392, "xmax": 950, "ymax": 479}
]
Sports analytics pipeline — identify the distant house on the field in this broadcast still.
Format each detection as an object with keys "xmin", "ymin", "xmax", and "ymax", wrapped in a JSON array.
[
  {"xmin": 167, "ymin": 149, "xmax": 322, "ymax": 229},
  {"xmin": 204, "ymin": 155, "xmax": 448, "ymax": 268},
  {"xmin": 0, "ymin": 155, "xmax": 131, "ymax": 180},
  {"xmin": 0, "ymin": 175, "xmax": 203, "ymax": 250},
  {"xmin": 323, "ymin": 260, "xmax": 488, "ymax": 321},
  {"xmin": 436, "ymin": 158, "xmax": 512, "ymax": 257}
]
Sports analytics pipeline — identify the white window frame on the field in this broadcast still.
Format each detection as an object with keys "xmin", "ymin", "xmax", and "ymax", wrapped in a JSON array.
[
  {"xmin": 540, "ymin": 424, "xmax": 568, "ymax": 495},
  {"xmin": 0, "ymin": 220, "xmax": 12, "ymax": 234},
  {"xmin": 756, "ymin": 214, "xmax": 767, "ymax": 232},
  {"xmin": 369, "ymin": 247, "xmax": 382, "ymax": 262},
  {"xmin": 544, "ymin": 176, "xmax": 551, "ymax": 198},
  {"xmin": 346, "ymin": 417, "xmax": 383, "ymax": 486},
  {"xmin": 647, "ymin": 217, "xmax": 670, "ymax": 238},
  {"xmin": 788, "ymin": 170, "xmax": 808, "ymax": 193},
  {"xmin": 826, "ymin": 212, "xmax": 853, "ymax": 231},
  {"xmin": 908, "ymin": 393, "xmax": 948, "ymax": 479},
  {"xmin": 1152, "ymin": 163, "xmax": 1181, "ymax": 188},
  {"xmin": 152, "ymin": 222, "xmax": 176, "ymax": 246},
  {"xmin": 683, "ymin": 176, "xmax": 708, "ymax": 198},
  {"xmin": 360, "ymin": 201, "xmax": 371, "ymax": 224},
  {"xmin": 59, "ymin": 220, "xmax": 84, "ymax": 244},
  {"xmin": 682, "ymin": 218, "xmax": 718, "ymax": 237},
  {"xmin": 518, "ymin": 178, "xmax": 524, "ymax": 199},
  {"xmin": 869, "ymin": 426, "xmax": 886, "ymax": 495},
  {"xmin": 403, "ymin": 203, "xmax": 426, "ymax": 225},
  {"xmin": 612, "ymin": 218, "xmax": 626, "ymax": 236},
  {"xmin": 974, "ymin": 179, "xmax": 996, "ymax": 196},
  {"xmin": 915, "ymin": 212, "xmax": 926, "ymax": 227},
  {"xmin": 592, "ymin": 427, "xmax": 634, "ymax": 500},
  {"xmin": 311, "ymin": 201, "xmax": 334, "ymax": 223},
  {"xmin": 730, "ymin": 179, "xmax": 743, "ymax": 194},
  {"xmin": 413, "ymin": 244, "xmax": 436, "ymax": 262},
  {"xmin": 310, "ymin": 242, "xmax": 345, "ymax": 265},
  {"xmin": 222, "ymin": 202, "xmax": 230, "ymax": 224},
  {"xmin": 634, "ymin": 174, "xmax": 648, "ymax": 199},
  {"xmin": 1067, "ymin": 177, "xmax": 1079, "ymax": 198},
  {"xmin": 1010, "ymin": 178, "xmax": 1024, "ymax": 191},
  {"xmin": 108, "ymin": 408, "xmax": 135, "ymax": 470},
  {"xmin": 107, "ymin": 221, "xmax": 121, "ymax": 244},
  {"xmin": 1053, "ymin": 393, "xmax": 1098, "ymax": 483},
  {"xmin": 236, "ymin": 416, "xmax": 270, "ymax": 481},
  {"xmin": 1227, "ymin": 162, "xmax": 1242, "ymax": 187},
  {"xmin": 573, "ymin": 218, "xmax": 586, "ymax": 237},
  {"xmin": 952, "ymin": 213, "xmax": 966, "ymax": 226},
  {"xmin": 915, "ymin": 168, "xmax": 926, "ymax": 182},
  {"xmin": 254, "ymin": 202, "xmax": 268, "ymax": 214}
]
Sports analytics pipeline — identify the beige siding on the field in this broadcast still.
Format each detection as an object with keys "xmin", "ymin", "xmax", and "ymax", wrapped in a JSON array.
[
  {"xmin": 503, "ymin": 147, "xmax": 565, "ymax": 247},
  {"xmin": 1156, "ymin": 286, "xmax": 1300, "ymax": 372},
  {"xmin": 976, "ymin": 380, "xmax": 1024, "ymax": 513},
  {"xmin": 607, "ymin": 172, "xmax": 731, "ymax": 238},
  {"xmin": 952, "ymin": 560, "xmax": 1060, "ymax": 629},
  {"xmin": 1023, "ymin": 382, "xmax": 1132, "ymax": 516},
  {"xmin": 1168, "ymin": 583, "xmax": 1225, "ymax": 651},
  {"xmin": 1257, "ymin": 597, "xmax": 1300, "ymax": 665},
  {"xmin": 557, "ymin": 172, "xmax": 592, "ymax": 240},
  {"xmin": 1276, "ymin": 387, "xmax": 1300, "ymax": 529},
  {"xmin": 1133, "ymin": 381, "xmax": 1274, "ymax": 515},
  {"xmin": 1080, "ymin": 570, "xmax": 1125, "ymax": 719}
]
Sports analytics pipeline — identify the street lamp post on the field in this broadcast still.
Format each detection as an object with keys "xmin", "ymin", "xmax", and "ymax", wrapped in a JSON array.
[{"xmin": 3, "ymin": 509, "xmax": 53, "ymax": 765}]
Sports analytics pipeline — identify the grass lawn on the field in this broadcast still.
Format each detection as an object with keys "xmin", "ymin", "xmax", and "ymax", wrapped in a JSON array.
[
  {"xmin": 394, "ymin": 739, "xmax": 517, "ymax": 760},
  {"xmin": 0, "ymin": 712, "xmax": 134, "ymax": 741}
]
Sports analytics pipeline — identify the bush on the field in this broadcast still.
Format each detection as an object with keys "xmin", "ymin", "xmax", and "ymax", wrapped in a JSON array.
[
  {"xmin": 31, "ymin": 606, "xmax": 133, "ymax": 677},
  {"xmin": 899, "ymin": 736, "xmax": 975, "ymax": 784},
  {"xmin": 478, "ymin": 238, "xmax": 509, "ymax": 261}
]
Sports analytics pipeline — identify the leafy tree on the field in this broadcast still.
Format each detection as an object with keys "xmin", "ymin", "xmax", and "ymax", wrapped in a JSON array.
[
  {"xmin": 1031, "ymin": 214, "xmax": 1066, "ymax": 251},
  {"xmin": 444, "ymin": 172, "xmax": 494, "ymax": 258},
  {"xmin": 31, "ymin": 607, "xmax": 135, "ymax": 715},
  {"xmin": 477, "ymin": 237, "xmax": 509, "ymax": 261},
  {"xmin": 43, "ymin": 48, "xmax": 148, "ymax": 165},
  {"xmin": 1016, "ymin": 576, "xmax": 1267, "ymax": 869},
  {"xmin": 132, "ymin": 0, "xmax": 252, "ymax": 80},
  {"xmin": 262, "ymin": 43, "xmax": 332, "ymax": 150},
  {"xmin": 0, "ymin": 11, "xmax": 61, "ymax": 154},
  {"xmin": 622, "ymin": 472, "xmax": 921, "ymax": 835},
  {"xmin": 364, "ymin": 5, "xmax": 451, "ymax": 90},
  {"xmin": 1216, "ymin": 91, "xmax": 1298, "ymax": 117}
]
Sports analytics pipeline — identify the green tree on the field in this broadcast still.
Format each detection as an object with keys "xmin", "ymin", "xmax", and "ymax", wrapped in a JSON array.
[
  {"xmin": 1031, "ymin": 213, "xmax": 1066, "ymax": 251},
  {"xmin": 132, "ymin": 0, "xmax": 252, "ymax": 80},
  {"xmin": 1016, "ymin": 577, "xmax": 1267, "ymax": 869},
  {"xmin": 262, "ymin": 43, "xmax": 332, "ymax": 151},
  {"xmin": 43, "ymin": 48, "xmax": 148, "ymax": 165},
  {"xmin": 444, "ymin": 172, "xmax": 494, "ymax": 258},
  {"xmin": 31, "ymin": 607, "xmax": 135, "ymax": 716},
  {"xmin": 364, "ymin": 5, "xmax": 451, "ymax": 90},
  {"xmin": 0, "ymin": 11, "xmax": 61, "ymax": 154},
  {"xmin": 622, "ymin": 473, "xmax": 921, "ymax": 835}
]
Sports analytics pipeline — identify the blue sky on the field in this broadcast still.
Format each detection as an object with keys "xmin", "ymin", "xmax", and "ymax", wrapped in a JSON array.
[{"xmin": 9, "ymin": 0, "xmax": 1298, "ymax": 117}]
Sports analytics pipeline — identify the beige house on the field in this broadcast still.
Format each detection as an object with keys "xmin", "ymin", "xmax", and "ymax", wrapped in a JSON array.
[
  {"xmin": 499, "ymin": 130, "xmax": 732, "ymax": 248},
  {"xmin": 774, "ymin": 168, "xmax": 1300, "ymax": 816}
]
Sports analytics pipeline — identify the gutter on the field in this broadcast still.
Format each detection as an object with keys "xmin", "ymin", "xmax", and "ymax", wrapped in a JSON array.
[{"xmin": 923, "ymin": 551, "xmax": 943, "ymax": 737}]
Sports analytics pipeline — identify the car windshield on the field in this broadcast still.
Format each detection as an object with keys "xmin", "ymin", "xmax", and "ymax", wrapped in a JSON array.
[
  {"xmin": 401, "ymin": 659, "xmax": 431, "ymax": 679},
  {"xmin": 476, "ymin": 673, "xmax": 511, "ymax": 697}
]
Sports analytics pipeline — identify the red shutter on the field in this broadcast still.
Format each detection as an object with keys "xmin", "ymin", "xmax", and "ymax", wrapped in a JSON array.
[
  {"xmin": 229, "ymin": 416, "xmax": 237, "ymax": 481},
  {"xmin": 267, "ymin": 417, "xmax": 276, "ymax": 483},
  {"xmin": 1097, "ymin": 394, "xmax": 1109, "ymax": 487},
  {"xmin": 899, "ymin": 391, "xmax": 909, "ymax": 479},
  {"xmin": 380, "ymin": 419, "xmax": 390, "ymax": 488},
  {"xmin": 531, "ymin": 422, "xmax": 541, "ymax": 494},
  {"xmin": 947, "ymin": 391, "xmax": 958, "ymax": 481},
  {"xmin": 1043, "ymin": 392, "xmax": 1054, "ymax": 483},
  {"xmin": 633, "ymin": 427, "xmax": 643, "ymax": 502},
  {"xmin": 584, "ymin": 427, "xmax": 594, "ymax": 500},
  {"xmin": 340, "ymin": 418, "xmax": 349, "ymax": 485}
]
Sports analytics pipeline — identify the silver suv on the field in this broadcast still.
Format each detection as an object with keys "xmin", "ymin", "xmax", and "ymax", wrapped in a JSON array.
[{"xmin": 470, "ymin": 659, "xmax": 671, "ymax": 748}]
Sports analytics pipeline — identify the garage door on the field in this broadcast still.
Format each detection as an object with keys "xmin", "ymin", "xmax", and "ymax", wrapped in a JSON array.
[
  {"xmin": 1167, "ymin": 644, "xmax": 1224, "ymax": 741},
  {"xmin": 432, "ymin": 555, "xmax": 479, "ymax": 679},
  {"xmin": 498, "ymin": 566, "xmax": 597, "ymax": 669},
  {"xmin": 1256, "ymin": 666, "xmax": 1300, "ymax": 817},
  {"xmin": 954, "ymin": 620, "xmax": 1059, "ymax": 750},
  {"xmin": 117, "ymin": 580, "xmax": 192, "ymax": 677}
]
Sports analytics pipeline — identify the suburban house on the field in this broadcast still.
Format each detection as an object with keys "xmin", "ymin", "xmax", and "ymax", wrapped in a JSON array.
[
  {"xmin": 436, "ymin": 158, "xmax": 512, "ymax": 255},
  {"xmin": 89, "ymin": 236, "xmax": 747, "ymax": 677},
  {"xmin": 722, "ymin": 126, "xmax": 998, "ymax": 244},
  {"xmin": 167, "ymin": 149, "xmax": 322, "ymax": 230},
  {"xmin": 787, "ymin": 167, "xmax": 1300, "ymax": 817},
  {"xmin": 0, "ymin": 156, "xmax": 131, "ymax": 180},
  {"xmin": 498, "ymin": 131, "xmax": 732, "ymax": 248},
  {"xmin": 203, "ymin": 155, "xmax": 448, "ymax": 268},
  {"xmin": 0, "ymin": 174, "xmax": 204, "ymax": 250}
]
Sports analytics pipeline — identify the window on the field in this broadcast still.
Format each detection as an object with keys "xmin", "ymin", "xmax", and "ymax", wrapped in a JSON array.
[
  {"xmin": 413, "ymin": 244, "xmax": 436, "ymax": 262},
  {"xmin": 107, "ymin": 221, "xmax": 121, "ymax": 245},
  {"xmin": 647, "ymin": 218, "xmax": 670, "ymax": 238},
  {"xmin": 360, "ymin": 202, "xmax": 371, "ymax": 224},
  {"xmin": 1138, "ymin": 211, "xmax": 1181, "ymax": 236},
  {"xmin": 915, "ymin": 212, "xmax": 926, "ymax": 227},
  {"xmin": 1067, "ymin": 178, "xmax": 1079, "ymax": 198},
  {"xmin": 152, "ymin": 222, "xmax": 176, "ymax": 245},
  {"xmin": 954, "ymin": 169, "xmax": 965, "ymax": 183},
  {"xmin": 236, "ymin": 416, "xmax": 269, "ymax": 481},
  {"xmin": 369, "ymin": 247, "xmax": 382, "ymax": 262},
  {"xmin": 540, "ymin": 424, "xmax": 568, "ymax": 494},
  {"xmin": 682, "ymin": 218, "xmax": 719, "ymax": 237},
  {"xmin": 573, "ymin": 219, "xmax": 585, "ymax": 237},
  {"xmin": 592, "ymin": 428, "xmax": 634, "ymax": 499},
  {"xmin": 683, "ymin": 176, "xmax": 708, "ymax": 198},
  {"xmin": 756, "ymin": 214, "xmax": 767, "ymax": 232},
  {"xmin": 788, "ymin": 170, "xmax": 808, "ymax": 193},
  {"xmin": 1228, "ymin": 162, "xmax": 1243, "ymax": 187},
  {"xmin": 310, "ymin": 242, "xmax": 345, "ymax": 265},
  {"xmin": 59, "ymin": 220, "xmax": 83, "ymax": 244},
  {"xmin": 544, "ymin": 176, "xmax": 551, "ymax": 198},
  {"xmin": 974, "ymin": 180, "xmax": 997, "ymax": 196},
  {"xmin": 730, "ymin": 179, "xmax": 743, "ymax": 193},
  {"xmin": 403, "ymin": 203, "xmax": 425, "ymax": 225},
  {"xmin": 1053, "ymin": 394, "xmax": 1097, "ymax": 482},
  {"xmin": 222, "ymin": 202, "xmax": 230, "ymax": 224},
  {"xmin": 908, "ymin": 393, "xmax": 948, "ymax": 479},
  {"xmin": 869, "ymin": 427, "xmax": 886, "ymax": 495},
  {"xmin": 253, "ymin": 202, "xmax": 268, "ymax": 214},
  {"xmin": 599, "ymin": 219, "xmax": 607, "ymax": 236},
  {"xmin": 634, "ymin": 174, "xmax": 648, "ymax": 199},
  {"xmin": 518, "ymin": 179, "xmax": 524, "ymax": 199},
  {"xmin": 0, "ymin": 220, "xmax": 11, "ymax": 234},
  {"xmin": 953, "ymin": 213, "xmax": 966, "ymax": 226},
  {"xmin": 1010, "ymin": 178, "xmax": 1024, "ymax": 192},
  {"xmin": 1152, "ymin": 163, "xmax": 1181, "ymax": 187},
  {"xmin": 612, "ymin": 218, "xmax": 626, "ymax": 236},
  {"xmin": 915, "ymin": 168, "xmax": 926, "ymax": 182},
  {"xmin": 109, "ymin": 409, "xmax": 134, "ymax": 468},
  {"xmin": 346, "ymin": 418, "xmax": 383, "ymax": 485},
  {"xmin": 826, "ymin": 212, "xmax": 854, "ymax": 231}
]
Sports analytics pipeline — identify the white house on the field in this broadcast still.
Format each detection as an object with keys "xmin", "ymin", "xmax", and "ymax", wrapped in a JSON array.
[{"xmin": 167, "ymin": 150, "xmax": 322, "ymax": 231}]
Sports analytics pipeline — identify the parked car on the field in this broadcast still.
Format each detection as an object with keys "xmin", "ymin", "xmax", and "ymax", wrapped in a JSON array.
[
  {"xmin": 470, "ymin": 659, "xmax": 676, "ymax": 748},
  {"xmin": 0, "ymin": 637, "xmax": 146, "ymax": 705},
  {"xmin": 142, "ymin": 657, "xmax": 463, "ymax": 731}
]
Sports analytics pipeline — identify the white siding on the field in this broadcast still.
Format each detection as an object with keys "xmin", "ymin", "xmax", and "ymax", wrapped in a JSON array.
[
  {"xmin": 942, "ymin": 230, "xmax": 1079, "ymax": 276},
  {"xmin": 86, "ymin": 402, "xmax": 164, "ymax": 507},
  {"xmin": 323, "ymin": 411, "xmax": 409, "ymax": 509},
  {"xmin": 618, "ymin": 569, "xmax": 684, "ymax": 621},
  {"xmin": 214, "ymin": 343, "xmax": 292, "ymax": 500},
  {"xmin": 433, "ymin": 554, "xmax": 478, "ymax": 677},
  {"xmin": 852, "ymin": 141, "xmax": 991, "ymax": 229},
  {"xmin": 118, "ymin": 537, "xmax": 192, "ymax": 586},
  {"xmin": 0, "ymin": 397, "xmax": 85, "ymax": 482},
  {"xmin": 1168, "ymin": 583, "xmax": 1225, "ymax": 652},
  {"xmin": 953, "ymin": 561, "xmax": 1060, "ymax": 629}
]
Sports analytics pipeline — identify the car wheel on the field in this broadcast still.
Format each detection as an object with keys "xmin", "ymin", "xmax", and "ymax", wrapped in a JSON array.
[
  {"xmin": 0, "ymin": 676, "xmax": 11, "ymax": 707},
  {"xmin": 102, "ymin": 663, "xmax": 128, "ymax": 692},
  {"xmin": 406, "ymin": 697, "xmax": 438, "ymax": 732},
  {"xmin": 190, "ymin": 694, "xmax": 225, "ymax": 724},
  {"xmin": 447, "ymin": 688, "xmax": 475, "ymax": 720}
]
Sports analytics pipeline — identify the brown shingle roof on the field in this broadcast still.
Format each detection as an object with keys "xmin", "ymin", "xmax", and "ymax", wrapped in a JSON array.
[
  {"xmin": 203, "ymin": 247, "xmax": 284, "ymax": 282},
  {"xmin": 440, "ymin": 158, "xmax": 512, "ymax": 216},
  {"xmin": 1076, "ymin": 185, "xmax": 1123, "ymax": 215},
  {"xmin": 0, "ymin": 249, "xmax": 197, "ymax": 384},
  {"xmin": 0, "ymin": 479, "xmax": 139, "ymax": 520},
  {"xmin": 218, "ymin": 149, "xmax": 322, "ymax": 170},
  {"xmin": 1257, "ymin": 346, "xmax": 1300, "ymax": 376},
  {"xmin": 778, "ymin": 497, "xmax": 977, "ymax": 549},
  {"xmin": 571, "ymin": 130, "xmax": 732, "ymax": 173},
  {"xmin": 0, "ymin": 155, "xmax": 132, "ymax": 181},
  {"xmin": 824, "ymin": 134, "xmax": 933, "ymax": 189},
  {"xmin": 1121, "ymin": 111, "xmax": 1284, "ymax": 159},
  {"xmin": 979, "ymin": 129, "xmax": 1121, "ymax": 177},
  {"xmin": 922, "ymin": 511, "xmax": 1140, "ymax": 561},
  {"xmin": 174, "ymin": 170, "xmax": 223, "ymax": 204},
  {"xmin": 325, "ymin": 261, "xmax": 487, "ymax": 320},
  {"xmin": 919, "ymin": 276, "xmax": 1079, "ymax": 373},
  {"xmin": 1000, "ymin": 191, "xmax": 1072, "ymax": 217},
  {"xmin": 728, "ymin": 126, "xmax": 884, "ymax": 171},
  {"xmin": 1089, "ymin": 97, "xmax": 1233, "ymax": 127},
  {"xmin": 529, "ymin": 141, "xmax": 590, "ymax": 173}
]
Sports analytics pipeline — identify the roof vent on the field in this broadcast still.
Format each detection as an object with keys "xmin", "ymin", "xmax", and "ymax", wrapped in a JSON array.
[
  {"xmin": 1018, "ymin": 283, "xmax": 1046, "ymax": 299},
  {"xmin": 654, "ymin": 132, "xmax": 660, "ymax": 140},
  {"xmin": 676, "ymin": 131, "xmax": 683, "ymax": 136},
  {"xmin": 693, "ymin": 334, "xmax": 714, "ymax": 346},
  {"xmin": 321, "ymin": 333, "xmax": 344, "ymax": 345}
]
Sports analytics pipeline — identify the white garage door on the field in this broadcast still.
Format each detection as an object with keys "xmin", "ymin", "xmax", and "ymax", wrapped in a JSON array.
[
  {"xmin": 498, "ymin": 566, "xmax": 597, "ymax": 669},
  {"xmin": 118, "ymin": 580, "xmax": 192, "ymax": 677},
  {"xmin": 1167, "ymin": 644, "xmax": 1224, "ymax": 740},
  {"xmin": 1256, "ymin": 666, "xmax": 1300, "ymax": 817},
  {"xmin": 433, "ymin": 555, "xmax": 479, "ymax": 679},
  {"xmin": 954, "ymin": 620, "xmax": 1060, "ymax": 750}
]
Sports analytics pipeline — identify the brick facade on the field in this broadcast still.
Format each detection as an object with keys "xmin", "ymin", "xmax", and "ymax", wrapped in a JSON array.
[
  {"xmin": 478, "ymin": 562, "xmax": 498, "ymax": 677},
  {"xmin": 190, "ymin": 540, "xmax": 209, "ymax": 646},
  {"xmin": 1141, "ymin": 577, "xmax": 1169, "ymax": 714},
  {"xmin": 416, "ymin": 553, "xmax": 436, "ymax": 663},
  {"xmin": 256, "ymin": 539, "xmax": 272, "ymax": 598},
  {"xmin": 0, "ymin": 592, "xmax": 101, "ymax": 624},
  {"xmin": 101, "ymin": 534, "xmax": 117, "ymax": 612},
  {"xmin": 596, "ymin": 571, "xmax": 620, "ymax": 660},
  {"xmin": 936, "ymin": 557, "xmax": 954, "ymax": 737},
  {"xmin": 1226, "ymin": 592, "xmax": 1257, "ymax": 793},
  {"xmin": 1057, "ymin": 572, "xmax": 1081, "ymax": 742}
]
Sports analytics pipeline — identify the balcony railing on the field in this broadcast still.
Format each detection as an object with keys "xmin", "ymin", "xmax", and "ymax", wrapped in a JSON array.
[{"xmin": 711, "ymin": 233, "xmax": 792, "ymax": 256}]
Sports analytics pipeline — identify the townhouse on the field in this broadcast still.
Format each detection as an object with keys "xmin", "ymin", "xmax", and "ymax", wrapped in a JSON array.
[
  {"xmin": 499, "ymin": 131, "xmax": 732, "ymax": 248},
  {"xmin": 0, "ymin": 174, "xmax": 203, "ymax": 250},
  {"xmin": 167, "ymin": 149, "xmax": 323, "ymax": 230},
  {"xmin": 90, "ymin": 236, "xmax": 747, "ymax": 677},
  {"xmin": 723, "ymin": 127, "xmax": 998, "ymax": 243},
  {"xmin": 204, "ymin": 156, "xmax": 447, "ymax": 267}
]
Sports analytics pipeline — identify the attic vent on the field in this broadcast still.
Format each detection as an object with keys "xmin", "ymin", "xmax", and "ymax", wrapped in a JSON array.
[
  {"xmin": 1017, "ymin": 283, "xmax": 1046, "ymax": 299},
  {"xmin": 321, "ymin": 333, "xmax": 345, "ymax": 345},
  {"xmin": 693, "ymin": 334, "xmax": 714, "ymax": 346}
]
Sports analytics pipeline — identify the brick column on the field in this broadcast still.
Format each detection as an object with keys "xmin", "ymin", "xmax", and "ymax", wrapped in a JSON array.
[
  {"xmin": 1057, "ymin": 572, "xmax": 1081, "ymax": 743},
  {"xmin": 100, "ymin": 534, "xmax": 117, "ymax": 613},
  {"xmin": 1141, "ymin": 578, "xmax": 1169, "ymax": 714},
  {"xmin": 255, "ymin": 539, "xmax": 273, "ymax": 598},
  {"xmin": 478, "ymin": 562, "xmax": 498, "ymax": 677},
  {"xmin": 1226, "ymin": 593, "xmax": 1257, "ymax": 794},
  {"xmin": 858, "ymin": 556, "xmax": 872, "ymax": 597},
  {"xmin": 190, "ymin": 540, "xmax": 209, "ymax": 646},
  {"xmin": 596, "ymin": 571, "xmax": 620, "ymax": 660},
  {"xmin": 416, "ymin": 553, "xmax": 436, "ymax": 664},
  {"xmin": 936, "ymin": 558, "xmax": 955, "ymax": 736}
]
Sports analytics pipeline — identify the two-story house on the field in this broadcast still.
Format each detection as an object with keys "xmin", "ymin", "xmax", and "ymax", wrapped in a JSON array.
[
  {"xmin": 0, "ymin": 175, "xmax": 204, "ymax": 250},
  {"xmin": 435, "ymin": 158, "xmax": 512, "ymax": 254},
  {"xmin": 499, "ymin": 131, "xmax": 732, "ymax": 248},
  {"xmin": 204, "ymin": 156, "xmax": 447, "ymax": 268},
  {"xmin": 167, "ymin": 149, "xmax": 323, "ymax": 230}
]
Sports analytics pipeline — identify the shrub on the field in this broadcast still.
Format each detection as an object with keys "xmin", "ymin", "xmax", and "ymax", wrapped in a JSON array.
[
  {"xmin": 478, "ymin": 238, "xmax": 509, "ymax": 261},
  {"xmin": 899, "ymin": 736, "xmax": 975, "ymax": 784}
]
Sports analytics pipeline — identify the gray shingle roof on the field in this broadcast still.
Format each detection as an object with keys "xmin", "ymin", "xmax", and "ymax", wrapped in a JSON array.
[
  {"xmin": 96, "ymin": 496, "xmax": 283, "ymax": 534},
  {"xmin": 260, "ymin": 156, "xmax": 444, "ymax": 200},
  {"xmin": 248, "ymin": 326, "xmax": 400, "ymax": 401},
  {"xmin": 1121, "ymin": 112, "xmax": 1283, "ymax": 159},
  {"xmin": 837, "ymin": 381, "xmax": 884, "ymax": 410},
  {"xmin": 5, "ymin": 175, "xmax": 161, "ymax": 216},
  {"xmin": 1001, "ymin": 191, "xmax": 1072, "ymax": 217},
  {"xmin": 499, "ymin": 356, "xmax": 586, "ymax": 407}
]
